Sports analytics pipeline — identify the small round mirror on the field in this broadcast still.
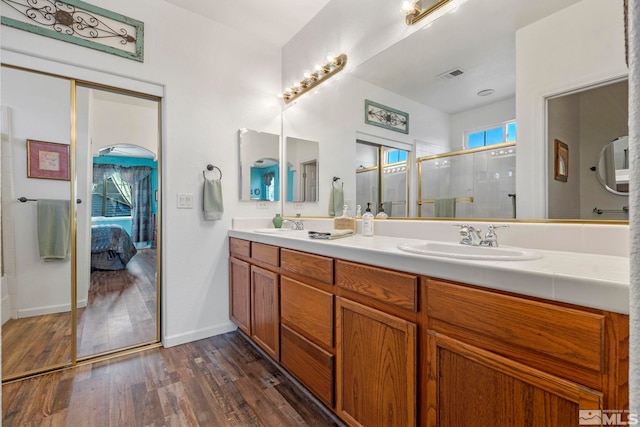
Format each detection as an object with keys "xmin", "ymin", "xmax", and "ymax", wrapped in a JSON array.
[{"xmin": 595, "ymin": 136, "xmax": 629, "ymax": 195}]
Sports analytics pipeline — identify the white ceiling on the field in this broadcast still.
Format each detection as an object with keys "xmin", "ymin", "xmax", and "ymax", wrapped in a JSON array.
[
  {"xmin": 162, "ymin": 0, "xmax": 331, "ymax": 47},
  {"xmin": 352, "ymin": 0, "xmax": 581, "ymax": 114}
]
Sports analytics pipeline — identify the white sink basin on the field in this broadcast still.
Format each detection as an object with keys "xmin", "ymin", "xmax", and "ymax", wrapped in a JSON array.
[{"xmin": 397, "ymin": 241, "xmax": 542, "ymax": 261}]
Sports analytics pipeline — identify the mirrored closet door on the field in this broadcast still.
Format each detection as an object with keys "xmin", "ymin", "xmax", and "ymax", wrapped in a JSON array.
[{"xmin": 1, "ymin": 66, "xmax": 162, "ymax": 381}]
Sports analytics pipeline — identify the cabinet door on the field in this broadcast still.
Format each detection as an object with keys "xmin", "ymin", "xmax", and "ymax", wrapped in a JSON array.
[
  {"xmin": 229, "ymin": 257, "xmax": 251, "ymax": 334},
  {"xmin": 425, "ymin": 331, "xmax": 603, "ymax": 427},
  {"xmin": 336, "ymin": 297, "xmax": 416, "ymax": 427},
  {"xmin": 251, "ymin": 265, "xmax": 280, "ymax": 361}
]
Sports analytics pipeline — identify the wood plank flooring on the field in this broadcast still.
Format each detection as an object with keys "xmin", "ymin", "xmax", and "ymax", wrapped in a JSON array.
[
  {"xmin": 3, "ymin": 331, "xmax": 344, "ymax": 426},
  {"xmin": 77, "ymin": 248, "xmax": 158, "ymax": 356},
  {"xmin": 2, "ymin": 249, "xmax": 158, "ymax": 378}
]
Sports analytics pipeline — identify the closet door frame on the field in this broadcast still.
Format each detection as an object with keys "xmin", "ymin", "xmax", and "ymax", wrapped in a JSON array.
[{"xmin": 1, "ymin": 58, "xmax": 164, "ymax": 382}]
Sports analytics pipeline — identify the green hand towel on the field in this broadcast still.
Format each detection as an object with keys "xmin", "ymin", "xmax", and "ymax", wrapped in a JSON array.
[
  {"xmin": 435, "ymin": 198, "xmax": 456, "ymax": 218},
  {"xmin": 204, "ymin": 178, "xmax": 224, "ymax": 220},
  {"xmin": 329, "ymin": 187, "xmax": 344, "ymax": 217},
  {"xmin": 37, "ymin": 199, "xmax": 70, "ymax": 260}
]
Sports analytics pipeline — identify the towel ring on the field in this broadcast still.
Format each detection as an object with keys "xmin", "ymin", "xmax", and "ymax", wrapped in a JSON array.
[
  {"xmin": 332, "ymin": 176, "xmax": 342, "ymax": 188},
  {"xmin": 203, "ymin": 164, "xmax": 222, "ymax": 180}
]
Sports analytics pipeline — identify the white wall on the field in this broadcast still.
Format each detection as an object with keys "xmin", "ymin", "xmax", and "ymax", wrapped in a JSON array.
[
  {"xmin": 515, "ymin": 0, "xmax": 628, "ymax": 218},
  {"xmin": 547, "ymin": 94, "xmax": 581, "ymax": 218},
  {"xmin": 1, "ymin": 68, "xmax": 72, "ymax": 318},
  {"xmin": 283, "ymin": 73, "xmax": 450, "ymax": 216},
  {"xmin": 1, "ymin": 0, "xmax": 282, "ymax": 346}
]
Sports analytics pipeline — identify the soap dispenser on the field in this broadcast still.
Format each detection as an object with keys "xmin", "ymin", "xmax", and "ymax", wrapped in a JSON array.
[
  {"xmin": 375, "ymin": 203, "xmax": 388, "ymax": 219},
  {"xmin": 362, "ymin": 203, "xmax": 374, "ymax": 237}
]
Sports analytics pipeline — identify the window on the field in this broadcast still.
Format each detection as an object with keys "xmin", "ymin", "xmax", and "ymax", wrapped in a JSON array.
[
  {"xmin": 386, "ymin": 149, "xmax": 408, "ymax": 164},
  {"xmin": 91, "ymin": 172, "xmax": 133, "ymax": 217},
  {"xmin": 466, "ymin": 121, "xmax": 516, "ymax": 149}
]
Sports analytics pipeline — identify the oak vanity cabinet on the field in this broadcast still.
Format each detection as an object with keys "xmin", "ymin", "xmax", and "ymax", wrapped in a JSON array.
[
  {"xmin": 423, "ymin": 278, "xmax": 628, "ymax": 427},
  {"xmin": 279, "ymin": 249, "xmax": 335, "ymax": 407},
  {"xmin": 229, "ymin": 238, "xmax": 251, "ymax": 334},
  {"xmin": 335, "ymin": 260, "xmax": 419, "ymax": 427},
  {"xmin": 250, "ymin": 242, "xmax": 280, "ymax": 360},
  {"xmin": 229, "ymin": 238, "xmax": 281, "ymax": 360}
]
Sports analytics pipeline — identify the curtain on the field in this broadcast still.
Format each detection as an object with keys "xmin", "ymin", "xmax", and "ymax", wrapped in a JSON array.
[{"xmin": 93, "ymin": 164, "xmax": 153, "ymax": 243}]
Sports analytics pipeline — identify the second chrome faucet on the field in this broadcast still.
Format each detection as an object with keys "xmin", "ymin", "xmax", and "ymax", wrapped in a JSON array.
[{"xmin": 455, "ymin": 224, "xmax": 508, "ymax": 247}]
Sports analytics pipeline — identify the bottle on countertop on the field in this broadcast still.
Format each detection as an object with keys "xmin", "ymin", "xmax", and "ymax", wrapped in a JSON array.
[
  {"xmin": 356, "ymin": 204, "xmax": 362, "ymax": 218},
  {"xmin": 362, "ymin": 203, "xmax": 374, "ymax": 237},
  {"xmin": 375, "ymin": 203, "xmax": 388, "ymax": 219}
]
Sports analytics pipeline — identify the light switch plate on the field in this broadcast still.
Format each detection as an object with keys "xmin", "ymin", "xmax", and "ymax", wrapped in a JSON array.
[{"xmin": 177, "ymin": 193, "xmax": 193, "ymax": 209}]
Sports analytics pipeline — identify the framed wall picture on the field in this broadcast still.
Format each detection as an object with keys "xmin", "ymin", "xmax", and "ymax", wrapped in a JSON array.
[
  {"xmin": 27, "ymin": 139, "xmax": 70, "ymax": 181},
  {"xmin": 554, "ymin": 139, "xmax": 569, "ymax": 182},
  {"xmin": 365, "ymin": 100, "xmax": 409, "ymax": 134}
]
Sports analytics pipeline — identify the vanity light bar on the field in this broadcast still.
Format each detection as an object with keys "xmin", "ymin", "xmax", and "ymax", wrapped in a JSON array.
[
  {"xmin": 404, "ymin": 0, "xmax": 453, "ymax": 25},
  {"xmin": 278, "ymin": 53, "xmax": 347, "ymax": 104}
]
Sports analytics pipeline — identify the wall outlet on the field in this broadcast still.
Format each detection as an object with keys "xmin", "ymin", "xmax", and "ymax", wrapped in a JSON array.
[
  {"xmin": 293, "ymin": 203, "xmax": 304, "ymax": 210},
  {"xmin": 256, "ymin": 201, "xmax": 268, "ymax": 209},
  {"xmin": 177, "ymin": 193, "xmax": 193, "ymax": 209}
]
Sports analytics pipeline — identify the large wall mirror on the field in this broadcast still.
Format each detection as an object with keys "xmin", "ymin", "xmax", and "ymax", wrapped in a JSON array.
[
  {"xmin": 281, "ymin": 0, "xmax": 627, "ymax": 222},
  {"xmin": 1, "ymin": 65, "xmax": 161, "ymax": 381}
]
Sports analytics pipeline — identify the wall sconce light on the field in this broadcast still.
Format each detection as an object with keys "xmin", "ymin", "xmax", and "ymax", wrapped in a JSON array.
[
  {"xmin": 403, "ymin": 0, "xmax": 453, "ymax": 25},
  {"xmin": 278, "ymin": 53, "xmax": 347, "ymax": 104}
]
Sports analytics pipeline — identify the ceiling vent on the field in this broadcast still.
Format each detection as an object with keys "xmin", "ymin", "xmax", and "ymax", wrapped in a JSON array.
[{"xmin": 436, "ymin": 68, "xmax": 465, "ymax": 79}]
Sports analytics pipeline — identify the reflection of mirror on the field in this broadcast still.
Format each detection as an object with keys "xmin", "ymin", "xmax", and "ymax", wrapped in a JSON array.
[
  {"xmin": 239, "ymin": 129, "xmax": 280, "ymax": 201},
  {"xmin": 282, "ymin": 0, "xmax": 627, "ymax": 221},
  {"xmin": 597, "ymin": 136, "xmax": 629, "ymax": 195},
  {"xmin": 1, "ymin": 65, "xmax": 162, "ymax": 380},
  {"xmin": 286, "ymin": 137, "xmax": 319, "ymax": 202},
  {"xmin": 356, "ymin": 141, "xmax": 409, "ymax": 217}
]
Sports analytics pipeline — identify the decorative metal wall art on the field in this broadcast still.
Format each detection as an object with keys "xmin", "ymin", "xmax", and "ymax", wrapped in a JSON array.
[
  {"xmin": 365, "ymin": 100, "xmax": 409, "ymax": 134},
  {"xmin": 1, "ymin": 0, "xmax": 144, "ymax": 62}
]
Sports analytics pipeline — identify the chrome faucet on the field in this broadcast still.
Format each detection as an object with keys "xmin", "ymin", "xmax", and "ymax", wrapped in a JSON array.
[
  {"xmin": 479, "ymin": 224, "xmax": 508, "ymax": 247},
  {"xmin": 282, "ymin": 218, "xmax": 304, "ymax": 230},
  {"xmin": 456, "ymin": 224, "xmax": 483, "ymax": 246},
  {"xmin": 455, "ymin": 224, "xmax": 508, "ymax": 246}
]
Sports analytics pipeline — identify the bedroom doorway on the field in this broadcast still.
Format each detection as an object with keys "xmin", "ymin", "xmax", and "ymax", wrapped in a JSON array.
[{"xmin": 1, "ymin": 65, "xmax": 162, "ymax": 381}]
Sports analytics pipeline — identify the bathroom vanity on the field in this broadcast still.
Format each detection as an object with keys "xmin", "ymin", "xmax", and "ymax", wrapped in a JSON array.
[{"xmin": 228, "ymin": 225, "xmax": 629, "ymax": 427}]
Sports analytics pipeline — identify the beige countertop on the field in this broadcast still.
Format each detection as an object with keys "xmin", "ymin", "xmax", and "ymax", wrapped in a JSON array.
[{"xmin": 228, "ymin": 228, "xmax": 629, "ymax": 315}]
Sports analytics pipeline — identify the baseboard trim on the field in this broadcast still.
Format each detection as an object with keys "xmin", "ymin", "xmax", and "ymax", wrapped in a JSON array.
[
  {"xmin": 2, "ymin": 294, "xmax": 11, "ymax": 325},
  {"xmin": 162, "ymin": 322, "xmax": 237, "ymax": 348}
]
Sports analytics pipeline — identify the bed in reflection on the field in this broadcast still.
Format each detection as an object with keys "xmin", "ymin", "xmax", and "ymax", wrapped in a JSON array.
[{"xmin": 90, "ymin": 224, "xmax": 137, "ymax": 270}]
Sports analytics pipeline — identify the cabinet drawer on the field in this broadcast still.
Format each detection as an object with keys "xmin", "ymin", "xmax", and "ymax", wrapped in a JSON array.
[
  {"xmin": 281, "ymin": 248, "xmax": 333, "ymax": 285},
  {"xmin": 335, "ymin": 260, "xmax": 418, "ymax": 312},
  {"xmin": 281, "ymin": 277, "xmax": 333, "ymax": 348},
  {"xmin": 426, "ymin": 279, "xmax": 605, "ymax": 372},
  {"xmin": 251, "ymin": 242, "xmax": 279, "ymax": 268},
  {"xmin": 229, "ymin": 237, "xmax": 250, "ymax": 258},
  {"xmin": 281, "ymin": 324, "xmax": 334, "ymax": 408}
]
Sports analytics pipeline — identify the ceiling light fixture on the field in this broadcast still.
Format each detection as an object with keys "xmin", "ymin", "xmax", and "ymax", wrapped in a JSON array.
[
  {"xmin": 477, "ymin": 89, "xmax": 495, "ymax": 97},
  {"xmin": 278, "ymin": 53, "xmax": 347, "ymax": 104},
  {"xmin": 403, "ymin": 0, "xmax": 453, "ymax": 25}
]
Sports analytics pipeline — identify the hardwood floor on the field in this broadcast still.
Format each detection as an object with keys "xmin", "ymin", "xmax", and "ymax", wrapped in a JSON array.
[
  {"xmin": 2, "ymin": 248, "xmax": 157, "ymax": 378},
  {"xmin": 77, "ymin": 248, "xmax": 158, "ymax": 356},
  {"xmin": 3, "ymin": 331, "xmax": 344, "ymax": 426}
]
